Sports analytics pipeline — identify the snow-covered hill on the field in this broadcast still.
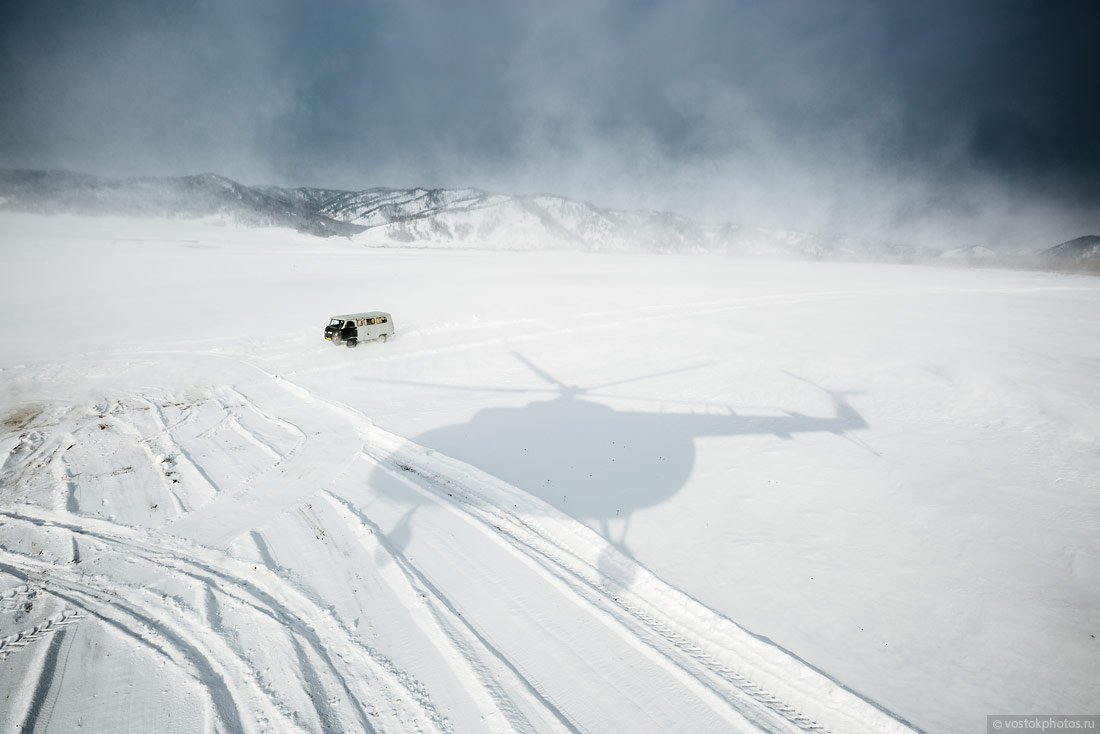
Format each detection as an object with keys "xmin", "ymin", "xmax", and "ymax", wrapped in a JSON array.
[
  {"xmin": 313, "ymin": 186, "xmax": 734, "ymax": 252},
  {"xmin": 1, "ymin": 169, "xmax": 920, "ymax": 259},
  {"xmin": 0, "ymin": 169, "xmax": 364, "ymax": 238},
  {"xmin": 940, "ymin": 245, "xmax": 997, "ymax": 260},
  {"xmin": 1044, "ymin": 234, "xmax": 1100, "ymax": 260},
  {"xmin": 290, "ymin": 184, "xmax": 905, "ymax": 258}
]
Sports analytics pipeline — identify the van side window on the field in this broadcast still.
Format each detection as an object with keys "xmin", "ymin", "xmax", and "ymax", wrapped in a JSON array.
[{"xmin": 379, "ymin": 316, "xmax": 387, "ymax": 323}]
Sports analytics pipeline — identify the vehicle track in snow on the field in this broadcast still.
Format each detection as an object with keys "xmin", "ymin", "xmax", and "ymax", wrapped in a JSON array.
[
  {"xmin": 240, "ymin": 364, "xmax": 916, "ymax": 733},
  {"xmin": 361, "ymin": 451, "xmax": 810, "ymax": 731},
  {"xmin": 314, "ymin": 493, "xmax": 581, "ymax": 734},
  {"xmin": 283, "ymin": 283, "xmax": 1092, "ymax": 378},
  {"xmin": 142, "ymin": 355, "xmax": 912, "ymax": 732},
  {"xmin": 0, "ymin": 506, "xmax": 452, "ymax": 734},
  {"xmin": 0, "ymin": 340, "xmax": 922, "ymax": 733},
  {"xmin": 352, "ymin": 427, "xmax": 914, "ymax": 734},
  {"xmin": 236, "ymin": 359, "xmax": 918, "ymax": 732}
]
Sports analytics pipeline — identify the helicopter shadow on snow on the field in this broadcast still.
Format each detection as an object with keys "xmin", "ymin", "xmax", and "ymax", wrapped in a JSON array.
[{"xmin": 358, "ymin": 353, "xmax": 873, "ymax": 588}]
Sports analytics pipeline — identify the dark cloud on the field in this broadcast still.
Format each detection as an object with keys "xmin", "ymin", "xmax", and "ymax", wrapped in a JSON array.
[{"xmin": 1, "ymin": 0, "xmax": 1097, "ymax": 248}]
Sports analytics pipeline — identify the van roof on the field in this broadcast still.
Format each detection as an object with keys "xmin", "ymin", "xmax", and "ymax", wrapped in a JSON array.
[{"xmin": 331, "ymin": 311, "xmax": 390, "ymax": 320}]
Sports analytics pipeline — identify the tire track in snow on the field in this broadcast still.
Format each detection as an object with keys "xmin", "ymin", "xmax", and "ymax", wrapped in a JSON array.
[
  {"xmin": 253, "ymin": 369, "xmax": 824, "ymax": 730},
  {"xmin": 284, "ymin": 285, "xmax": 1082, "ymax": 376},
  {"xmin": 0, "ymin": 428, "xmax": 50, "ymax": 495},
  {"xmin": 163, "ymin": 383, "xmax": 349, "ymax": 548},
  {"xmin": 353, "ymin": 422, "xmax": 918, "ymax": 734},
  {"xmin": 0, "ymin": 507, "xmax": 453, "ymax": 734},
  {"xmin": 15, "ymin": 623, "xmax": 77, "ymax": 734},
  {"xmin": 238, "ymin": 358, "xmax": 877, "ymax": 731},
  {"xmin": 319, "ymin": 491, "xmax": 581, "ymax": 734},
  {"xmin": 224, "ymin": 385, "xmax": 309, "ymax": 443},
  {"xmin": 144, "ymin": 346, "xmax": 915, "ymax": 732},
  {"xmin": 0, "ymin": 555, "xmax": 251, "ymax": 733},
  {"xmin": 163, "ymin": 429, "xmax": 356, "ymax": 548},
  {"xmin": 0, "ymin": 608, "xmax": 84, "ymax": 659},
  {"xmin": 0, "ymin": 347, "xmax": 918, "ymax": 732},
  {"xmin": 356, "ymin": 448, "xmax": 806, "ymax": 733},
  {"xmin": 150, "ymin": 398, "xmax": 226, "ymax": 501},
  {"xmin": 287, "ymin": 290, "xmax": 863, "ymax": 375},
  {"xmin": 101, "ymin": 410, "xmax": 190, "ymax": 517},
  {"xmin": 198, "ymin": 396, "xmax": 289, "ymax": 463}
]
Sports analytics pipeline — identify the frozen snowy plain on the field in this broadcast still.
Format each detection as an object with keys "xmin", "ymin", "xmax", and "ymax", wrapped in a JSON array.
[{"xmin": 0, "ymin": 213, "xmax": 1098, "ymax": 733}]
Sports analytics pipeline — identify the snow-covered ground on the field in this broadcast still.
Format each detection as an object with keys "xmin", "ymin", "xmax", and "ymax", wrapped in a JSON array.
[{"xmin": 1, "ymin": 213, "xmax": 1098, "ymax": 733}]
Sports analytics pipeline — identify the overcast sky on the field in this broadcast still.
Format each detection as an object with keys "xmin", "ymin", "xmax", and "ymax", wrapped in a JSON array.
[{"xmin": 1, "ymin": 0, "xmax": 1097, "ymax": 248}]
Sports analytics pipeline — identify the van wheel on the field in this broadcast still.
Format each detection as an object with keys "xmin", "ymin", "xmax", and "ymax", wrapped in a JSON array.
[
  {"xmin": 377, "ymin": 334, "xmax": 388, "ymax": 344},
  {"xmin": 346, "ymin": 339, "xmax": 358, "ymax": 348}
]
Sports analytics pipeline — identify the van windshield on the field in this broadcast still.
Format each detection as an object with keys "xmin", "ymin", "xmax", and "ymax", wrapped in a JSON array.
[{"xmin": 328, "ymin": 319, "xmax": 344, "ymax": 327}]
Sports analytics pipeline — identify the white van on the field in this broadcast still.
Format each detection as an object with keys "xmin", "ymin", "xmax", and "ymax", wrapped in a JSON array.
[{"xmin": 324, "ymin": 311, "xmax": 394, "ymax": 348}]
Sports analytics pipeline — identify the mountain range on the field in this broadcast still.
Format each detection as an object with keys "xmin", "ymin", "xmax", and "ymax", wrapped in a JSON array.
[
  {"xmin": 1, "ymin": 169, "xmax": 1095, "ymax": 267},
  {"xmin": 1044, "ymin": 235, "xmax": 1100, "ymax": 260},
  {"xmin": 0, "ymin": 169, "xmax": 363, "ymax": 238}
]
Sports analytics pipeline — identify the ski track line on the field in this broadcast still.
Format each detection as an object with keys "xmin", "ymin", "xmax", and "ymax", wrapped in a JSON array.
[
  {"xmin": 0, "ymin": 507, "xmax": 453, "ymax": 734},
  {"xmin": 222, "ymin": 383, "xmax": 309, "ymax": 452}
]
